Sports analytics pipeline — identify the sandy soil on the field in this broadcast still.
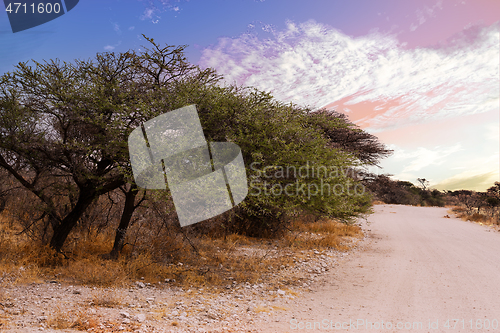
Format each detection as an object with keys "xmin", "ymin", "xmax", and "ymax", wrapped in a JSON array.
[{"xmin": 258, "ymin": 205, "xmax": 500, "ymax": 332}]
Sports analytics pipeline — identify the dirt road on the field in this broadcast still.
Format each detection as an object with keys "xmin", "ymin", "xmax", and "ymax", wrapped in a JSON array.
[{"xmin": 260, "ymin": 205, "xmax": 500, "ymax": 332}]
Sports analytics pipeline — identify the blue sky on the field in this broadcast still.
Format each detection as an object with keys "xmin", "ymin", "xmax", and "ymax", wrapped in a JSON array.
[
  {"xmin": 0, "ymin": 0, "xmax": 415, "ymax": 72},
  {"xmin": 1, "ymin": 0, "xmax": 499, "ymax": 191}
]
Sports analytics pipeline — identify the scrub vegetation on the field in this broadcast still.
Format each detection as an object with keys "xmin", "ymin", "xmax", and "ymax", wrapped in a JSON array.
[{"xmin": 0, "ymin": 36, "xmax": 390, "ymax": 287}]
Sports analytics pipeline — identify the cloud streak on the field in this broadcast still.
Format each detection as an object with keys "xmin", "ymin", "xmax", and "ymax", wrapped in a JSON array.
[
  {"xmin": 410, "ymin": 0, "xmax": 443, "ymax": 32},
  {"xmin": 200, "ymin": 20, "xmax": 499, "ymax": 132},
  {"xmin": 139, "ymin": 0, "xmax": 185, "ymax": 23},
  {"xmin": 394, "ymin": 144, "xmax": 463, "ymax": 173}
]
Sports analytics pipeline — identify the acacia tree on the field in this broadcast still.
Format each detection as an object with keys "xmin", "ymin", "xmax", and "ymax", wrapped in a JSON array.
[
  {"xmin": 417, "ymin": 178, "xmax": 429, "ymax": 190},
  {"xmin": 0, "ymin": 37, "xmax": 212, "ymax": 252},
  {"xmin": 161, "ymin": 81, "xmax": 385, "ymax": 230},
  {"xmin": 0, "ymin": 55, "xmax": 139, "ymax": 251},
  {"xmin": 487, "ymin": 182, "xmax": 500, "ymax": 199}
]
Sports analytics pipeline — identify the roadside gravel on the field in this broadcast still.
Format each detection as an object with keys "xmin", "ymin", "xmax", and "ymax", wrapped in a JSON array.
[{"xmin": 0, "ymin": 222, "xmax": 368, "ymax": 332}]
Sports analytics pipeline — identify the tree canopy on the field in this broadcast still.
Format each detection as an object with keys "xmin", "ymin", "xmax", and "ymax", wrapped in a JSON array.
[{"xmin": 0, "ymin": 36, "xmax": 392, "ymax": 252}]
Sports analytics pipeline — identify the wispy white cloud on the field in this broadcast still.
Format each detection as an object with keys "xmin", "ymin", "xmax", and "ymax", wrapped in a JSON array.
[
  {"xmin": 392, "ymin": 144, "xmax": 462, "ymax": 173},
  {"xmin": 410, "ymin": 0, "xmax": 443, "ymax": 32},
  {"xmin": 112, "ymin": 22, "xmax": 121, "ymax": 35},
  {"xmin": 139, "ymin": 0, "xmax": 186, "ymax": 23},
  {"xmin": 103, "ymin": 41, "xmax": 121, "ymax": 52},
  {"xmin": 484, "ymin": 122, "xmax": 500, "ymax": 141},
  {"xmin": 140, "ymin": 8, "xmax": 155, "ymax": 21},
  {"xmin": 199, "ymin": 20, "xmax": 499, "ymax": 132}
]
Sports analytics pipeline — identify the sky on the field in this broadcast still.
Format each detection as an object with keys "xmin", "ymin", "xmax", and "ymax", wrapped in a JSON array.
[{"xmin": 0, "ymin": 0, "xmax": 498, "ymax": 191}]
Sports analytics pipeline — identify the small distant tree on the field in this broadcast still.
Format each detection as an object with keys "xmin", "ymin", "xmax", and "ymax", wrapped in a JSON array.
[
  {"xmin": 417, "ymin": 178, "xmax": 429, "ymax": 191},
  {"xmin": 397, "ymin": 180, "xmax": 416, "ymax": 189},
  {"xmin": 485, "ymin": 196, "xmax": 500, "ymax": 209},
  {"xmin": 487, "ymin": 182, "xmax": 500, "ymax": 199},
  {"xmin": 453, "ymin": 190, "xmax": 481, "ymax": 214},
  {"xmin": 425, "ymin": 189, "xmax": 445, "ymax": 207}
]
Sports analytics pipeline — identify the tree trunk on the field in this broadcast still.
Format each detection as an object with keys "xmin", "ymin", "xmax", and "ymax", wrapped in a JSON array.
[
  {"xmin": 0, "ymin": 197, "xmax": 5, "ymax": 214},
  {"xmin": 49, "ymin": 187, "xmax": 96, "ymax": 252},
  {"xmin": 109, "ymin": 184, "xmax": 139, "ymax": 260}
]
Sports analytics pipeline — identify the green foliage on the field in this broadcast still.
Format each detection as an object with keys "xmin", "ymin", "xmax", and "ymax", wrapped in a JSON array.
[
  {"xmin": 142, "ymin": 72, "xmax": 375, "ymax": 233},
  {"xmin": 0, "ymin": 36, "xmax": 389, "ymax": 248},
  {"xmin": 486, "ymin": 196, "xmax": 500, "ymax": 208},
  {"xmin": 419, "ymin": 188, "xmax": 445, "ymax": 207}
]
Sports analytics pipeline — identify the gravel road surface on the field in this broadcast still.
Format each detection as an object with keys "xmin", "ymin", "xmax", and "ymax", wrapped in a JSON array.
[{"xmin": 260, "ymin": 205, "xmax": 500, "ymax": 332}]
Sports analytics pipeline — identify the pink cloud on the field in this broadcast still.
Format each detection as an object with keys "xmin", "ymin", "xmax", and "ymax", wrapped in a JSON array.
[{"xmin": 199, "ymin": 19, "xmax": 499, "ymax": 190}]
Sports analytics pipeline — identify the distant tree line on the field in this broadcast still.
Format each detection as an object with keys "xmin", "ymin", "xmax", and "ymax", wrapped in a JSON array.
[
  {"xmin": 364, "ymin": 174, "xmax": 500, "ymax": 221},
  {"xmin": 363, "ymin": 174, "xmax": 446, "ymax": 207},
  {"xmin": 446, "ymin": 182, "xmax": 500, "ymax": 220}
]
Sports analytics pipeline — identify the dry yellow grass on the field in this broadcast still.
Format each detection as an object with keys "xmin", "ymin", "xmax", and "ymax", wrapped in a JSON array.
[
  {"xmin": 272, "ymin": 305, "xmax": 289, "ymax": 311},
  {"xmin": 46, "ymin": 307, "xmax": 97, "ymax": 330},
  {"xmin": 284, "ymin": 219, "xmax": 363, "ymax": 251},
  {"xmin": 0, "ymin": 210, "xmax": 364, "ymax": 290},
  {"xmin": 295, "ymin": 219, "xmax": 361, "ymax": 235},
  {"xmin": 90, "ymin": 291, "xmax": 122, "ymax": 308},
  {"xmin": 0, "ymin": 317, "xmax": 10, "ymax": 331},
  {"xmin": 254, "ymin": 305, "xmax": 271, "ymax": 313},
  {"xmin": 283, "ymin": 288, "xmax": 299, "ymax": 297},
  {"xmin": 449, "ymin": 206, "xmax": 500, "ymax": 226}
]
